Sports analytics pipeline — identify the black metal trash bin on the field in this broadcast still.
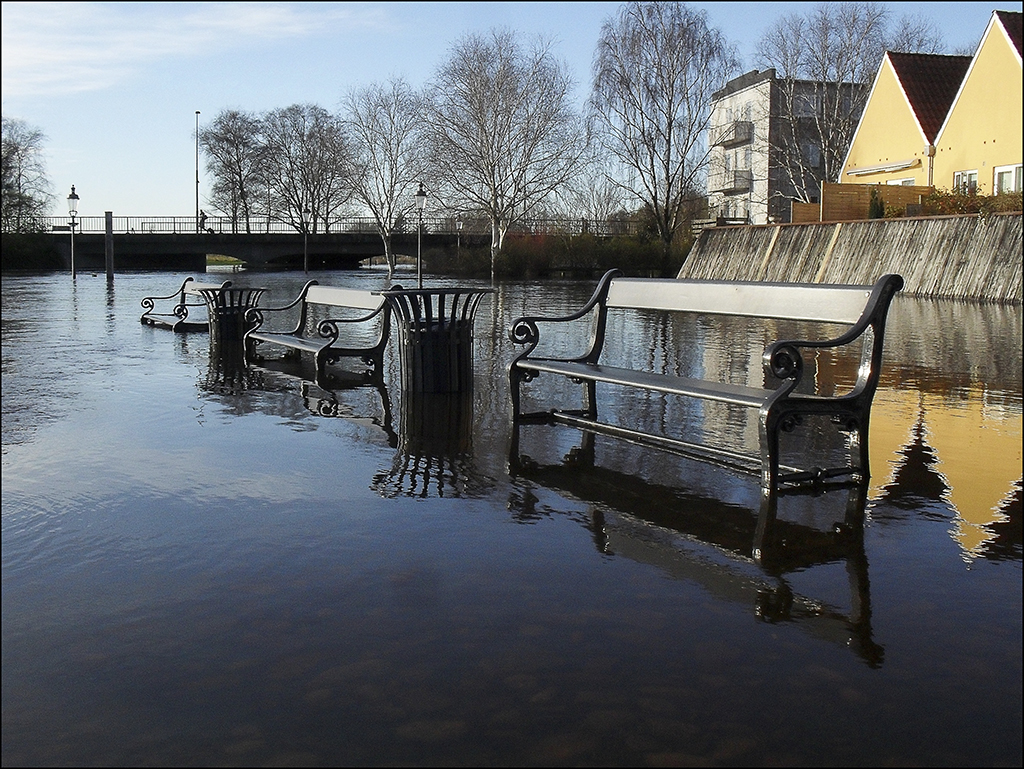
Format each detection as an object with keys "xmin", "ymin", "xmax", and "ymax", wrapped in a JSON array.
[
  {"xmin": 198, "ymin": 286, "xmax": 266, "ymax": 343},
  {"xmin": 380, "ymin": 288, "xmax": 492, "ymax": 394}
]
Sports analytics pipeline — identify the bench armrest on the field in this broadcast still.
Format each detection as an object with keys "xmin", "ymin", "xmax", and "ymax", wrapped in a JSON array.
[
  {"xmin": 314, "ymin": 303, "xmax": 389, "ymax": 342},
  {"xmin": 140, "ymin": 277, "xmax": 195, "ymax": 312},
  {"xmin": 508, "ymin": 269, "xmax": 620, "ymax": 361},
  {"xmin": 245, "ymin": 279, "xmax": 318, "ymax": 333},
  {"xmin": 763, "ymin": 274, "xmax": 904, "ymax": 391}
]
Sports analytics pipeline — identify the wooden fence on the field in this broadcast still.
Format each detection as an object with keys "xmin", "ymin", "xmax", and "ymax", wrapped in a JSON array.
[{"xmin": 791, "ymin": 182, "xmax": 934, "ymax": 222}]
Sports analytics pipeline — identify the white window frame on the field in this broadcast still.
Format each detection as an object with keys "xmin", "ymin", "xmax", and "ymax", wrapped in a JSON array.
[
  {"xmin": 993, "ymin": 164, "xmax": 1023, "ymax": 194},
  {"xmin": 953, "ymin": 170, "xmax": 978, "ymax": 194},
  {"xmin": 887, "ymin": 178, "xmax": 916, "ymax": 186}
]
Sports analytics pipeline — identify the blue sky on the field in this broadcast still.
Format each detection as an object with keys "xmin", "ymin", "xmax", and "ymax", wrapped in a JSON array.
[{"xmin": 3, "ymin": 1, "xmax": 1019, "ymax": 217}]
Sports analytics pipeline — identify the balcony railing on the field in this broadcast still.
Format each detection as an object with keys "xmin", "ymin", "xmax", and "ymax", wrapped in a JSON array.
[
  {"xmin": 713, "ymin": 121, "xmax": 753, "ymax": 147},
  {"xmin": 712, "ymin": 170, "xmax": 753, "ymax": 194}
]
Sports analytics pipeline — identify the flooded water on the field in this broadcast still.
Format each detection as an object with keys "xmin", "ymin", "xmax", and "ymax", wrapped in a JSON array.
[{"xmin": 2, "ymin": 269, "xmax": 1021, "ymax": 767}]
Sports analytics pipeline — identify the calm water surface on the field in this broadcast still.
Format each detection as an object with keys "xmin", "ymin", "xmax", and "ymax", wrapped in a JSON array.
[{"xmin": 2, "ymin": 270, "xmax": 1021, "ymax": 767}]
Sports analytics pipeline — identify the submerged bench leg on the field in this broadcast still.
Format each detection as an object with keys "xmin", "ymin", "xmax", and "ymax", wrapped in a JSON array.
[
  {"xmin": 759, "ymin": 406, "xmax": 781, "ymax": 492},
  {"xmin": 582, "ymin": 380, "xmax": 597, "ymax": 419}
]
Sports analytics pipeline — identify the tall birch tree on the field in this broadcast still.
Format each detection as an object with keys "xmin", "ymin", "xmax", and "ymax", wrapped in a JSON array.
[
  {"xmin": 1, "ymin": 116, "xmax": 51, "ymax": 233},
  {"xmin": 342, "ymin": 77, "xmax": 426, "ymax": 275},
  {"xmin": 423, "ymin": 28, "xmax": 590, "ymax": 279},
  {"xmin": 198, "ymin": 109, "xmax": 263, "ymax": 233},
  {"xmin": 591, "ymin": 1, "xmax": 738, "ymax": 264},
  {"xmin": 261, "ymin": 103, "xmax": 354, "ymax": 233}
]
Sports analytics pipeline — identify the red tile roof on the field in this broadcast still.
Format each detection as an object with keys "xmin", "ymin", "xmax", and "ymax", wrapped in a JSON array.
[
  {"xmin": 886, "ymin": 52, "xmax": 972, "ymax": 142},
  {"xmin": 995, "ymin": 11, "xmax": 1022, "ymax": 58}
]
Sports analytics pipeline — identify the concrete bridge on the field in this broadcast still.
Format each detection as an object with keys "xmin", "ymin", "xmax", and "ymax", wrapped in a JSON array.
[
  {"xmin": 44, "ymin": 214, "xmax": 630, "ymax": 272},
  {"xmin": 49, "ymin": 229, "xmax": 483, "ymax": 272}
]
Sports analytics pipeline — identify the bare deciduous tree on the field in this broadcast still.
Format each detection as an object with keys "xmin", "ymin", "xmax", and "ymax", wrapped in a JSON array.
[
  {"xmin": 591, "ymin": 1, "xmax": 738, "ymax": 264},
  {"xmin": 261, "ymin": 103, "xmax": 354, "ymax": 233},
  {"xmin": 1, "ymin": 116, "xmax": 51, "ymax": 233},
  {"xmin": 198, "ymin": 109, "xmax": 264, "ymax": 233},
  {"xmin": 757, "ymin": 2, "xmax": 946, "ymax": 205},
  {"xmin": 424, "ymin": 27, "xmax": 590, "ymax": 279},
  {"xmin": 554, "ymin": 162, "xmax": 632, "ymax": 228},
  {"xmin": 342, "ymin": 77, "xmax": 426, "ymax": 275},
  {"xmin": 887, "ymin": 13, "xmax": 945, "ymax": 55}
]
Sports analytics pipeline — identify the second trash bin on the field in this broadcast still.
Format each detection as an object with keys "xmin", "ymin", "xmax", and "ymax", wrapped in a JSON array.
[{"xmin": 379, "ymin": 287, "xmax": 492, "ymax": 394}]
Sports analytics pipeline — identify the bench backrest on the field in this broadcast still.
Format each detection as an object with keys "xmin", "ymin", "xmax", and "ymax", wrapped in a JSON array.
[
  {"xmin": 606, "ymin": 278, "xmax": 875, "ymax": 325},
  {"xmin": 305, "ymin": 284, "xmax": 384, "ymax": 311}
]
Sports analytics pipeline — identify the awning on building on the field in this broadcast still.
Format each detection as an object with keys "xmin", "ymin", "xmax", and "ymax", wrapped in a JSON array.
[{"xmin": 846, "ymin": 158, "xmax": 921, "ymax": 176}]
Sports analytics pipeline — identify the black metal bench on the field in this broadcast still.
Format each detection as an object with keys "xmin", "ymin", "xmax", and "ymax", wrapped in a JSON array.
[
  {"xmin": 140, "ymin": 277, "xmax": 232, "ymax": 331},
  {"xmin": 243, "ymin": 280, "xmax": 393, "ymax": 381},
  {"xmin": 508, "ymin": 270, "xmax": 904, "ymax": 493}
]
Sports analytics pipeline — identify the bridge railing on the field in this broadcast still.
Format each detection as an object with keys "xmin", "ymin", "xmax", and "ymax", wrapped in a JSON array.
[{"xmin": 43, "ymin": 215, "xmax": 643, "ymax": 238}]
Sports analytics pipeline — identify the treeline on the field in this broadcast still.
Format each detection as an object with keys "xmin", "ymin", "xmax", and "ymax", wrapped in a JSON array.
[{"xmin": 5, "ymin": 2, "xmax": 956, "ymax": 277}]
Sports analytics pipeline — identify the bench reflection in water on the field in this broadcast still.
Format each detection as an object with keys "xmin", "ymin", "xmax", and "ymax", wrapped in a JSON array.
[
  {"xmin": 208, "ymin": 347, "xmax": 485, "ymax": 500},
  {"xmin": 509, "ymin": 432, "xmax": 884, "ymax": 668}
]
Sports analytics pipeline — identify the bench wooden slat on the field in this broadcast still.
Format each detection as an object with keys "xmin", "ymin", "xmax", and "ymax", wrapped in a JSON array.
[
  {"xmin": 184, "ymin": 281, "xmax": 236, "ymax": 295},
  {"xmin": 518, "ymin": 360, "xmax": 772, "ymax": 408},
  {"xmin": 305, "ymin": 285, "xmax": 384, "ymax": 311},
  {"xmin": 247, "ymin": 331, "xmax": 324, "ymax": 353},
  {"xmin": 607, "ymin": 279, "xmax": 873, "ymax": 325}
]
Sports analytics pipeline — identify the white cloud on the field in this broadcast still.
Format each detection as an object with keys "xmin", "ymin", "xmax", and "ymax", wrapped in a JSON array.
[{"xmin": 1, "ymin": 1, "xmax": 391, "ymax": 97}]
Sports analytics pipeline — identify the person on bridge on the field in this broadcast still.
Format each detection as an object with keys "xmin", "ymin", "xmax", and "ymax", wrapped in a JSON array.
[{"xmin": 199, "ymin": 210, "xmax": 208, "ymax": 232}]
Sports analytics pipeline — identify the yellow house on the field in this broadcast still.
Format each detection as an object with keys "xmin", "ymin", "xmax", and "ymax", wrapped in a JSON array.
[
  {"xmin": 841, "ymin": 10, "xmax": 1022, "ymax": 195},
  {"xmin": 840, "ymin": 52, "xmax": 971, "ymax": 187},
  {"xmin": 934, "ymin": 10, "xmax": 1023, "ymax": 195}
]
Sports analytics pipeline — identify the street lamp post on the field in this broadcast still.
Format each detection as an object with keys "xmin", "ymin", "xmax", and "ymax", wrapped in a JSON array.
[
  {"xmin": 302, "ymin": 206, "xmax": 311, "ymax": 274},
  {"xmin": 67, "ymin": 185, "xmax": 79, "ymax": 279},
  {"xmin": 195, "ymin": 110, "xmax": 201, "ymax": 233},
  {"xmin": 456, "ymin": 214, "xmax": 463, "ymax": 260},
  {"xmin": 415, "ymin": 183, "xmax": 427, "ymax": 289}
]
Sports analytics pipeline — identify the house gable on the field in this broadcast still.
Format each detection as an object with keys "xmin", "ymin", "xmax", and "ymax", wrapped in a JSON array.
[
  {"xmin": 840, "ymin": 53, "xmax": 970, "ymax": 186},
  {"xmin": 934, "ymin": 11, "xmax": 1023, "ymax": 194}
]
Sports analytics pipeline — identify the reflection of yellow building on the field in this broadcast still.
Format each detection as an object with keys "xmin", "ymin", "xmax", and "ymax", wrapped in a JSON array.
[
  {"xmin": 841, "ymin": 10, "xmax": 1022, "ymax": 194},
  {"xmin": 869, "ymin": 386, "xmax": 1023, "ymax": 559}
]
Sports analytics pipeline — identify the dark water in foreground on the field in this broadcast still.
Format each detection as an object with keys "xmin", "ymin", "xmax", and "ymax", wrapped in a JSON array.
[{"xmin": 2, "ymin": 270, "xmax": 1021, "ymax": 767}]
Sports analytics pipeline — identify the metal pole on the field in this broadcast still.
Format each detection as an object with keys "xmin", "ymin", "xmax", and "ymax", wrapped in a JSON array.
[
  {"xmin": 417, "ymin": 207, "xmax": 423, "ymax": 289},
  {"xmin": 70, "ymin": 214, "xmax": 76, "ymax": 279},
  {"xmin": 195, "ymin": 110, "xmax": 200, "ymax": 233},
  {"xmin": 104, "ymin": 211, "xmax": 114, "ymax": 282},
  {"xmin": 302, "ymin": 206, "xmax": 310, "ymax": 274}
]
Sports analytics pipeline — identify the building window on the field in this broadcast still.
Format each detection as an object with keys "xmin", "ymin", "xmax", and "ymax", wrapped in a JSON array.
[
  {"xmin": 795, "ymin": 93, "xmax": 818, "ymax": 117},
  {"xmin": 801, "ymin": 143, "xmax": 821, "ymax": 167},
  {"xmin": 887, "ymin": 178, "xmax": 916, "ymax": 186},
  {"xmin": 994, "ymin": 164, "xmax": 1023, "ymax": 194},
  {"xmin": 953, "ymin": 170, "xmax": 978, "ymax": 194}
]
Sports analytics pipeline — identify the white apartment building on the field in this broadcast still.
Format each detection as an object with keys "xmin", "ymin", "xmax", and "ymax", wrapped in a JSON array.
[{"xmin": 708, "ymin": 69, "xmax": 863, "ymax": 224}]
